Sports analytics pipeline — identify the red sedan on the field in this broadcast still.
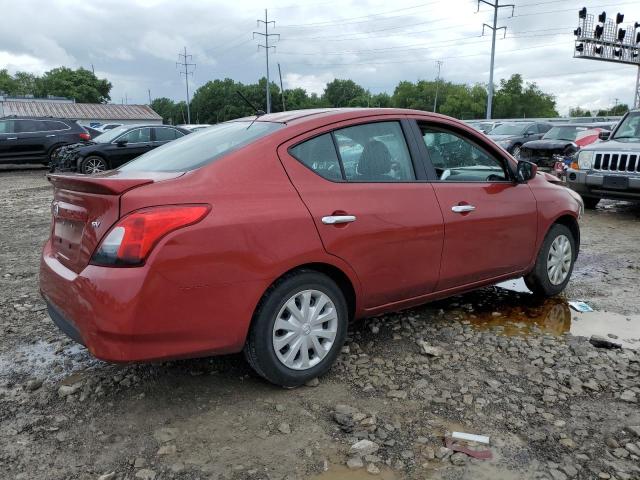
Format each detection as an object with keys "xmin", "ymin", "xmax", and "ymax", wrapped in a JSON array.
[{"xmin": 40, "ymin": 109, "xmax": 583, "ymax": 387}]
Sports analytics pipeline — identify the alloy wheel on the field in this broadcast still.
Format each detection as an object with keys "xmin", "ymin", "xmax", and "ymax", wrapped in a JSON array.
[
  {"xmin": 547, "ymin": 234, "xmax": 572, "ymax": 285},
  {"xmin": 272, "ymin": 289, "xmax": 338, "ymax": 370},
  {"xmin": 83, "ymin": 157, "xmax": 106, "ymax": 174}
]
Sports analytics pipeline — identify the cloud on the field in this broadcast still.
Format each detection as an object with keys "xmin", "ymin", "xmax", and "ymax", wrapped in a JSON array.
[{"xmin": 0, "ymin": 0, "xmax": 639, "ymax": 113}]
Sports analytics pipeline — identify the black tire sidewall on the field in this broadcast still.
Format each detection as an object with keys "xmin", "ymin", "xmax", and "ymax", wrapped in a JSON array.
[
  {"xmin": 583, "ymin": 197, "xmax": 600, "ymax": 209},
  {"xmin": 526, "ymin": 224, "xmax": 576, "ymax": 296},
  {"xmin": 80, "ymin": 156, "xmax": 107, "ymax": 174},
  {"xmin": 248, "ymin": 271, "xmax": 348, "ymax": 387}
]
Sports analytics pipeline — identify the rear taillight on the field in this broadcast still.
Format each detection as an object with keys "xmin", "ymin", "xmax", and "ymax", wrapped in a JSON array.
[
  {"xmin": 91, "ymin": 204, "xmax": 210, "ymax": 267},
  {"xmin": 79, "ymin": 132, "xmax": 91, "ymax": 141}
]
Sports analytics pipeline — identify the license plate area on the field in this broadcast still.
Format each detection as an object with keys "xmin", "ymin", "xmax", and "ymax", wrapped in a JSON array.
[
  {"xmin": 603, "ymin": 175, "xmax": 629, "ymax": 190},
  {"xmin": 53, "ymin": 218, "xmax": 85, "ymax": 263}
]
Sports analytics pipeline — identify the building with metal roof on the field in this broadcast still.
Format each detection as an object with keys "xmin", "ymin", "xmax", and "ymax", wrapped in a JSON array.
[{"xmin": 0, "ymin": 95, "xmax": 162, "ymax": 126}]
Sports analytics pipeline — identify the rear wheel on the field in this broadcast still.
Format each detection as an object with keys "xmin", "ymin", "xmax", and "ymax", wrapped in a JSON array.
[
  {"xmin": 583, "ymin": 197, "xmax": 600, "ymax": 209},
  {"xmin": 80, "ymin": 156, "xmax": 108, "ymax": 174},
  {"xmin": 244, "ymin": 270, "xmax": 348, "ymax": 387},
  {"xmin": 511, "ymin": 144, "xmax": 522, "ymax": 158},
  {"xmin": 525, "ymin": 224, "xmax": 576, "ymax": 297}
]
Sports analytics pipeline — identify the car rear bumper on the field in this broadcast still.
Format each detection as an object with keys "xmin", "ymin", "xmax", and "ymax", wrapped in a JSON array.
[
  {"xmin": 566, "ymin": 169, "xmax": 640, "ymax": 200},
  {"xmin": 39, "ymin": 240, "xmax": 255, "ymax": 362}
]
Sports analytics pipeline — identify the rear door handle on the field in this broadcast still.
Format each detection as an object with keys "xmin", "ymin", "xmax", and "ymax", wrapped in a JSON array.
[
  {"xmin": 451, "ymin": 205, "xmax": 476, "ymax": 213},
  {"xmin": 322, "ymin": 215, "xmax": 356, "ymax": 225},
  {"xmin": 46, "ymin": 134, "xmax": 56, "ymax": 137}
]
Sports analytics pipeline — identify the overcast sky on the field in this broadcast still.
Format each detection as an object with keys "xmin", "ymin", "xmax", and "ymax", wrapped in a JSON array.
[{"xmin": 1, "ymin": 0, "xmax": 639, "ymax": 115}]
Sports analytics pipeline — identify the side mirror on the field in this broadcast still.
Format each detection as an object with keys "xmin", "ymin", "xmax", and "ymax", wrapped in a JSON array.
[
  {"xmin": 116, "ymin": 139, "xmax": 128, "ymax": 147},
  {"xmin": 598, "ymin": 130, "xmax": 610, "ymax": 140},
  {"xmin": 516, "ymin": 160, "xmax": 537, "ymax": 183}
]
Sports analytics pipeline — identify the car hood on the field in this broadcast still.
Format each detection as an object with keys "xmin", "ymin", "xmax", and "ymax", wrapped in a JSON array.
[
  {"xmin": 581, "ymin": 139, "xmax": 640, "ymax": 152},
  {"xmin": 522, "ymin": 139, "xmax": 574, "ymax": 151}
]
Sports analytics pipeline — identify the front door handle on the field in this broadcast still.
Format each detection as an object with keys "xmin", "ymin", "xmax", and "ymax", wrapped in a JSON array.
[
  {"xmin": 451, "ymin": 205, "xmax": 476, "ymax": 213},
  {"xmin": 322, "ymin": 215, "xmax": 356, "ymax": 225},
  {"xmin": 7, "ymin": 137, "xmax": 18, "ymax": 140},
  {"xmin": 46, "ymin": 134, "xmax": 56, "ymax": 137}
]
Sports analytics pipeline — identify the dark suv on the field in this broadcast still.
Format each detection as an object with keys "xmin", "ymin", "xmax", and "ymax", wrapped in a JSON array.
[
  {"xmin": 0, "ymin": 117, "xmax": 91, "ymax": 165},
  {"xmin": 52, "ymin": 124, "xmax": 191, "ymax": 174}
]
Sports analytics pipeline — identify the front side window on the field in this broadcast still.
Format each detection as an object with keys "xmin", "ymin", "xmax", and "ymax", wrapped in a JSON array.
[
  {"xmin": 290, "ymin": 134, "xmax": 342, "ymax": 181},
  {"xmin": 491, "ymin": 123, "xmax": 526, "ymax": 136},
  {"xmin": 15, "ymin": 120, "xmax": 41, "ymax": 133},
  {"xmin": 421, "ymin": 127, "xmax": 509, "ymax": 182},
  {"xmin": 525, "ymin": 125, "xmax": 537, "ymax": 135},
  {"xmin": 118, "ymin": 128, "xmax": 151, "ymax": 144},
  {"xmin": 334, "ymin": 121, "xmax": 415, "ymax": 182},
  {"xmin": 612, "ymin": 112, "xmax": 640, "ymax": 141},
  {"xmin": 154, "ymin": 127, "xmax": 184, "ymax": 142}
]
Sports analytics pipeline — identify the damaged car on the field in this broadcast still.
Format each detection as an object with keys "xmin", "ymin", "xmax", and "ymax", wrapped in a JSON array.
[
  {"xmin": 50, "ymin": 124, "xmax": 190, "ymax": 174},
  {"xmin": 488, "ymin": 121, "xmax": 553, "ymax": 157},
  {"xmin": 518, "ymin": 124, "xmax": 614, "ymax": 171},
  {"xmin": 40, "ymin": 108, "xmax": 583, "ymax": 387}
]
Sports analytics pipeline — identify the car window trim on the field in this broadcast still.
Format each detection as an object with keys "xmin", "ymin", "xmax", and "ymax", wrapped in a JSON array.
[
  {"xmin": 12, "ymin": 119, "xmax": 72, "ymax": 134},
  {"xmin": 287, "ymin": 118, "xmax": 422, "ymax": 184},
  {"xmin": 414, "ymin": 121, "xmax": 517, "ymax": 184},
  {"xmin": 112, "ymin": 127, "xmax": 152, "ymax": 145},
  {"xmin": 152, "ymin": 126, "xmax": 182, "ymax": 143}
]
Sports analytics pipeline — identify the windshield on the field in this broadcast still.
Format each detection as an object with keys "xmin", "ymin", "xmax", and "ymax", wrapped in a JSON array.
[
  {"xmin": 542, "ymin": 126, "xmax": 582, "ymax": 141},
  {"xmin": 119, "ymin": 120, "xmax": 283, "ymax": 172},
  {"xmin": 490, "ymin": 123, "xmax": 527, "ymax": 135},
  {"xmin": 92, "ymin": 126, "xmax": 130, "ymax": 143},
  {"xmin": 612, "ymin": 112, "xmax": 640, "ymax": 141}
]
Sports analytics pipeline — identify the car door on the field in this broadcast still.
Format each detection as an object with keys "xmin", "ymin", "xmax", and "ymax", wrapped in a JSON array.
[
  {"xmin": 13, "ymin": 120, "xmax": 49, "ymax": 159},
  {"xmin": 110, "ymin": 127, "xmax": 153, "ymax": 167},
  {"xmin": 278, "ymin": 117, "xmax": 444, "ymax": 309},
  {"xmin": 414, "ymin": 120, "xmax": 538, "ymax": 291}
]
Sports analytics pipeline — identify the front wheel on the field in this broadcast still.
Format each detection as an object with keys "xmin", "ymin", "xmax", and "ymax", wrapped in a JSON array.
[
  {"xmin": 525, "ymin": 224, "xmax": 576, "ymax": 297},
  {"xmin": 244, "ymin": 270, "xmax": 348, "ymax": 387},
  {"xmin": 511, "ymin": 144, "xmax": 522, "ymax": 158},
  {"xmin": 80, "ymin": 156, "xmax": 108, "ymax": 174},
  {"xmin": 583, "ymin": 197, "xmax": 600, "ymax": 210}
]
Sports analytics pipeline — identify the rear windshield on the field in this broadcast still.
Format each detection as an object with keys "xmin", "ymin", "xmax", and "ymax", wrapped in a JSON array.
[{"xmin": 119, "ymin": 121, "xmax": 283, "ymax": 172}]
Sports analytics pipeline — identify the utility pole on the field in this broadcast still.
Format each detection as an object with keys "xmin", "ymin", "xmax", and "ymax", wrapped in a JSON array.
[
  {"xmin": 635, "ymin": 67, "xmax": 640, "ymax": 109},
  {"xmin": 176, "ymin": 47, "xmax": 195, "ymax": 124},
  {"xmin": 433, "ymin": 60, "xmax": 444, "ymax": 112},
  {"xmin": 254, "ymin": 9, "xmax": 279, "ymax": 113},
  {"xmin": 277, "ymin": 63, "xmax": 286, "ymax": 111},
  {"xmin": 148, "ymin": 89, "xmax": 152, "ymax": 105},
  {"xmin": 478, "ymin": 0, "xmax": 514, "ymax": 119}
]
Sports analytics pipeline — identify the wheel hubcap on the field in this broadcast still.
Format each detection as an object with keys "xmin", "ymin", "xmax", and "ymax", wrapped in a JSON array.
[
  {"xmin": 272, "ymin": 289, "xmax": 338, "ymax": 371},
  {"xmin": 547, "ymin": 234, "xmax": 572, "ymax": 285},
  {"xmin": 85, "ymin": 158, "xmax": 105, "ymax": 174}
]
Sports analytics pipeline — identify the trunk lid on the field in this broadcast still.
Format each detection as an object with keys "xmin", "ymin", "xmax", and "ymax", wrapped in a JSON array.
[{"xmin": 48, "ymin": 171, "xmax": 183, "ymax": 272}]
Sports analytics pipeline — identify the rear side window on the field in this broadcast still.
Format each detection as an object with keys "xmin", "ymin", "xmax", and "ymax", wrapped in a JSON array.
[
  {"xmin": 43, "ymin": 120, "xmax": 69, "ymax": 131},
  {"xmin": 119, "ymin": 121, "xmax": 283, "ymax": 172},
  {"xmin": 154, "ymin": 127, "xmax": 184, "ymax": 142},
  {"xmin": 119, "ymin": 128, "xmax": 151, "ymax": 143},
  {"xmin": 15, "ymin": 120, "xmax": 42, "ymax": 133},
  {"xmin": 537, "ymin": 123, "xmax": 552, "ymax": 133},
  {"xmin": 0, "ymin": 120, "xmax": 15, "ymax": 134},
  {"xmin": 290, "ymin": 134, "xmax": 342, "ymax": 181}
]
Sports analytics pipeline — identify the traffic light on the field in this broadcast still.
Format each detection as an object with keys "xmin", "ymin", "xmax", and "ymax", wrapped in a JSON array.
[
  {"xmin": 598, "ymin": 11, "xmax": 606, "ymax": 23},
  {"xmin": 575, "ymin": 43, "xmax": 584, "ymax": 52},
  {"xmin": 579, "ymin": 7, "xmax": 587, "ymax": 19},
  {"xmin": 616, "ymin": 13, "xmax": 624, "ymax": 24},
  {"xmin": 594, "ymin": 25, "xmax": 603, "ymax": 39},
  {"xmin": 618, "ymin": 28, "xmax": 626, "ymax": 42}
]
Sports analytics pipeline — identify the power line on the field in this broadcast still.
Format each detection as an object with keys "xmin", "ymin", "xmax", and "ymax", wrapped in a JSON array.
[
  {"xmin": 478, "ymin": 0, "xmax": 515, "ymax": 120},
  {"xmin": 254, "ymin": 9, "xmax": 280, "ymax": 113},
  {"xmin": 176, "ymin": 47, "xmax": 195, "ymax": 124}
]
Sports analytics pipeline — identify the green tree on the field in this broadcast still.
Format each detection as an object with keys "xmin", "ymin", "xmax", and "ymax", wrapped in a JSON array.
[
  {"xmin": 151, "ymin": 97, "xmax": 178, "ymax": 124},
  {"xmin": 0, "ymin": 69, "xmax": 17, "ymax": 94},
  {"xmin": 38, "ymin": 67, "xmax": 111, "ymax": 103},
  {"xmin": 322, "ymin": 79, "xmax": 366, "ymax": 107},
  {"xmin": 493, "ymin": 74, "xmax": 558, "ymax": 118},
  {"xmin": 568, "ymin": 107, "xmax": 592, "ymax": 117},
  {"xmin": 596, "ymin": 103, "xmax": 629, "ymax": 116}
]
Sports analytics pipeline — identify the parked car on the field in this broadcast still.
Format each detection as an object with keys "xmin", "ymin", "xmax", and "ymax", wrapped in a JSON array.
[
  {"xmin": 82, "ymin": 125, "xmax": 103, "ymax": 139},
  {"xmin": 0, "ymin": 117, "xmax": 91, "ymax": 165},
  {"xmin": 488, "ymin": 121, "xmax": 553, "ymax": 157},
  {"xmin": 518, "ymin": 123, "xmax": 613, "ymax": 171},
  {"xmin": 95, "ymin": 123, "xmax": 123, "ymax": 132},
  {"xmin": 50, "ymin": 124, "xmax": 190, "ymax": 173},
  {"xmin": 177, "ymin": 124, "xmax": 212, "ymax": 132},
  {"xmin": 466, "ymin": 120, "xmax": 502, "ymax": 134},
  {"xmin": 40, "ymin": 108, "xmax": 582, "ymax": 387},
  {"xmin": 567, "ymin": 109, "xmax": 640, "ymax": 209}
]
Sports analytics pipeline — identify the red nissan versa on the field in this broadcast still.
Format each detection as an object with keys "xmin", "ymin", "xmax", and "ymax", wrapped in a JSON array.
[{"xmin": 40, "ymin": 108, "xmax": 583, "ymax": 387}]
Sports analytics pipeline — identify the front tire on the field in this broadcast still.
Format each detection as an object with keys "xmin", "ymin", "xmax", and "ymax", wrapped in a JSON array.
[
  {"xmin": 244, "ymin": 270, "xmax": 348, "ymax": 387},
  {"xmin": 80, "ymin": 156, "xmax": 108, "ymax": 174},
  {"xmin": 583, "ymin": 197, "xmax": 600, "ymax": 210},
  {"xmin": 525, "ymin": 224, "xmax": 576, "ymax": 297}
]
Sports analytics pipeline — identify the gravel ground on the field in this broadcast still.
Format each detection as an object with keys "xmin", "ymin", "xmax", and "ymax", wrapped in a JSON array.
[{"xmin": 0, "ymin": 169, "xmax": 639, "ymax": 480}]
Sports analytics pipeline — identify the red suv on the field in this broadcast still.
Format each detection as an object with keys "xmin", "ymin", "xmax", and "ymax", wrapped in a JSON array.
[{"xmin": 40, "ymin": 109, "xmax": 583, "ymax": 387}]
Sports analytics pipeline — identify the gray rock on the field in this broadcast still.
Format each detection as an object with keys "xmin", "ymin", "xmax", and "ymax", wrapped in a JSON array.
[
  {"xmin": 97, "ymin": 474, "xmax": 116, "ymax": 480},
  {"xmin": 450, "ymin": 452, "xmax": 467, "ymax": 466},
  {"xmin": 25, "ymin": 379, "xmax": 43, "ymax": 392},
  {"xmin": 349, "ymin": 439, "xmax": 379, "ymax": 456},
  {"xmin": 366, "ymin": 463, "xmax": 380, "ymax": 474},
  {"xmin": 135, "ymin": 469, "xmax": 156, "ymax": 480},
  {"xmin": 620, "ymin": 390, "xmax": 637, "ymax": 403},
  {"xmin": 305, "ymin": 377, "xmax": 320, "ymax": 387},
  {"xmin": 625, "ymin": 425, "xmax": 640, "ymax": 438},
  {"xmin": 346, "ymin": 457, "xmax": 364, "ymax": 469},
  {"xmin": 57, "ymin": 384, "xmax": 82, "ymax": 397},
  {"xmin": 278, "ymin": 422, "xmax": 291, "ymax": 434},
  {"xmin": 550, "ymin": 469, "xmax": 568, "ymax": 480},
  {"xmin": 589, "ymin": 335, "xmax": 621, "ymax": 349}
]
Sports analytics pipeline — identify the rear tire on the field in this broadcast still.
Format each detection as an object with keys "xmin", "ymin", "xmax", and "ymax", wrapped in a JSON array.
[
  {"xmin": 583, "ymin": 197, "xmax": 600, "ymax": 210},
  {"xmin": 525, "ymin": 224, "xmax": 576, "ymax": 297},
  {"xmin": 80, "ymin": 156, "xmax": 108, "ymax": 174},
  {"xmin": 244, "ymin": 270, "xmax": 348, "ymax": 388}
]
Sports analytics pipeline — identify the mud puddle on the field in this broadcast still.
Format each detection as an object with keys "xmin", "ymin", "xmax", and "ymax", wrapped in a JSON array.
[{"xmin": 435, "ymin": 278, "xmax": 640, "ymax": 348}]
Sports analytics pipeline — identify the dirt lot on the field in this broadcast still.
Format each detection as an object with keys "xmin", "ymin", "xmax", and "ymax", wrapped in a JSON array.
[{"xmin": 1, "ymin": 168, "xmax": 639, "ymax": 480}]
